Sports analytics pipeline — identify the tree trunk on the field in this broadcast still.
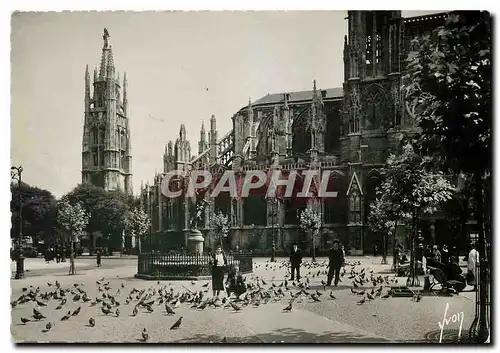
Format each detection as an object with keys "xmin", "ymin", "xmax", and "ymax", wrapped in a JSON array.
[
  {"xmin": 69, "ymin": 234, "xmax": 75, "ymax": 275},
  {"xmin": 311, "ymin": 230, "xmax": 316, "ymax": 262},
  {"xmin": 393, "ymin": 220, "xmax": 398, "ymax": 272},
  {"xmin": 408, "ymin": 209, "xmax": 418, "ymax": 286},
  {"xmin": 381, "ymin": 232, "xmax": 387, "ymax": 264},
  {"xmin": 120, "ymin": 230, "xmax": 124, "ymax": 257},
  {"xmin": 474, "ymin": 171, "xmax": 489, "ymax": 341}
]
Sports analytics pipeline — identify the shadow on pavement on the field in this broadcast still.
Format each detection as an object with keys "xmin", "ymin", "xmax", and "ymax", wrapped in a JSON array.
[{"xmin": 171, "ymin": 327, "xmax": 392, "ymax": 343}]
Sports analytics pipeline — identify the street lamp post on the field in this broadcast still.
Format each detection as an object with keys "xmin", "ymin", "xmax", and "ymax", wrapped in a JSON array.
[{"xmin": 11, "ymin": 166, "xmax": 25, "ymax": 279}]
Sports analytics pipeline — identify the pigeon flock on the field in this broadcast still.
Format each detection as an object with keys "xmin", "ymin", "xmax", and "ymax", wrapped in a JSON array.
[{"xmin": 11, "ymin": 259, "xmax": 407, "ymax": 343}]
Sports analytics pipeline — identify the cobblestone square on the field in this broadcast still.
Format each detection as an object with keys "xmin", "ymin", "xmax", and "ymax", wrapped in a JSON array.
[{"xmin": 11, "ymin": 256, "xmax": 476, "ymax": 343}]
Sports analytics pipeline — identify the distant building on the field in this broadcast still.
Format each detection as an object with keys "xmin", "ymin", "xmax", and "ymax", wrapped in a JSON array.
[{"xmin": 81, "ymin": 28, "xmax": 133, "ymax": 194}]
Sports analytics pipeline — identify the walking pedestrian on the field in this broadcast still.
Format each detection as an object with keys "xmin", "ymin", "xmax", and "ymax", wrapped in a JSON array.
[
  {"xmin": 96, "ymin": 248, "xmax": 102, "ymax": 267},
  {"xmin": 327, "ymin": 240, "xmax": 345, "ymax": 287},
  {"xmin": 374, "ymin": 245, "xmax": 378, "ymax": 257},
  {"xmin": 211, "ymin": 245, "xmax": 227, "ymax": 298},
  {"xmin": 441, "ymin": 244, "xmax": 450, "ymax": 264},
  {"xmin": 289, "ymin": 244, "xmax": 302, "ymax": 281},
  {"xmin": 467, "ymin": 243, "xmax": 479, "ymax": 290},
  {"xmin": 431, "ymin": 245, "xmax": 442, "ymax": 263}
]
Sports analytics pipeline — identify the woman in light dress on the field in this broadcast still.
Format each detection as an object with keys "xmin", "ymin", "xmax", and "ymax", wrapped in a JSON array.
[{"xmin": 467, "ymin": 243, "xmax": 479, "ymax": 290}]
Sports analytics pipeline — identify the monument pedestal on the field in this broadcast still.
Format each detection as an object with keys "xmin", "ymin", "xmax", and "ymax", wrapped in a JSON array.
[{"xmin": 188, "ymin": 229, "xmax": 205, "ymax": 254}]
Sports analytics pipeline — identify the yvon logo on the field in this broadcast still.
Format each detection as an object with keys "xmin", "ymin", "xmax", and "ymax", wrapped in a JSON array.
[{"xmin": 437, "ymin": 302, "xmax": 464, "ymax": 343}]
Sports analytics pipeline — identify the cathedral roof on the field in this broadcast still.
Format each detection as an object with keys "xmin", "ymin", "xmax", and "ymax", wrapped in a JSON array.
[{"xmin": 250, "ymin": 87, "xmax": 343, "ymax": 108}]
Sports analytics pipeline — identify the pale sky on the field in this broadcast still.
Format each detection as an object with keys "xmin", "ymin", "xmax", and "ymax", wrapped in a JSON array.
[{"xmin": 11, "ymin": 10, "xmax": 438, "ymax": 198}]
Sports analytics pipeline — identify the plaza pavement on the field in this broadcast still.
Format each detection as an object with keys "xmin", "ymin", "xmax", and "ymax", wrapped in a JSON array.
[{"xmin": 10, "ymin": 256, "xmax": 476, "ymax": 343}]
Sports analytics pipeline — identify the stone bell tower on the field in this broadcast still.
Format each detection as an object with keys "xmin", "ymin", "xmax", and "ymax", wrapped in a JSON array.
[{"xmin": 82, "ymin": 28, "xmax": 133, "ymax": 193}]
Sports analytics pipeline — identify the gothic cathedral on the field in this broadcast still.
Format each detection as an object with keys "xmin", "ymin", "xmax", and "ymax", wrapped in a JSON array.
[
  {"xmin": 140, "ymin": 11, "xmax": 460, "ymax": 254},
  {"xmin": 82, "ymin": 29, "xmax": 133, "ymax": 193}
]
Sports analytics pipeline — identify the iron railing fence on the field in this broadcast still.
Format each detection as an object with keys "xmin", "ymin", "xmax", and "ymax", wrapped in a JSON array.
[{"xmin": 137, "ymin": 252, "xmax": 253, "ymax": 278}]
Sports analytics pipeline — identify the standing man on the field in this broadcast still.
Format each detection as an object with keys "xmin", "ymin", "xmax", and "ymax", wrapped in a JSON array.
[
  {"xmin": 327, "ymin": 240, "xmax": 345, "ymax": 287},
  {"xmin": 441, "ymin": 244, "xmax": 450, "ymax": 264},
  {"xmin": 289, "ymin": 244, "xmax": 302, "ymax": 281},
  {"xmin": 96, "ymin": 248, "xmax": 102, "ymax": 267}
]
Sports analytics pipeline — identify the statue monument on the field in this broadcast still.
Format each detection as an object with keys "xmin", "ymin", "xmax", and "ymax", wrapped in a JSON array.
[{"xmin": 188, "ymin": 197, "xmax": 209, "ymax": 254}]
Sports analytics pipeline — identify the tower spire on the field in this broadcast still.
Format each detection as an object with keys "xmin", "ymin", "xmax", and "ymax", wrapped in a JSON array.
[
  {"xmin": 123, "ymin": 72, "xmax": 128, "ymax": 116},
  {"xmin": 99, "ymin": 28, "xmax": 115, "ymax": 79},
  {"xmin": 199, "ymin": 121, "xmax": 207, "ymax": 155},
  {"xmin": 83, "ymin": 28, "xmax": 132, "ymax": 195},
  {"xmin": 85, "ymin": 64, "xmax": 90, "ymax": 110}
]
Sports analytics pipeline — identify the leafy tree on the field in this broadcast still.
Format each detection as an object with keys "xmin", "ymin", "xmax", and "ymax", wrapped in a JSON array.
[
  {"xmin": 124, "ymin": 207, "xmax": 151, "ymax": 253},
  {"xmin": 62, "ymin": 183, "xmax": 137, "ymax": 252},
  {"xmin": 10, "ymin": 182, "xmax": 58, "ymax": 246},
  {"xmin": 209, "ymin": 211, "xmax": 230, "ymax": 251},
  {"xmin": 367, "ymin": 198, "xmax": 396, "ymax": 265},
  {"xmin": 62, "ymin": 184, "xmax": 107, "ymax": 234},
  {"xmin": 299, "ymin": 205, "xmax": 321, "ymax": 262},
  {"xmin": 374, "ymin": 144, "xmax": 455, "ymax": 283},
  {"xmin": 94, "ymin": 195, "xmax": 130, "ymax": 250},
  {"xmin": 404, "ymin": 12, "xmax": 491, "ymax": 339},
  {"xmin": 56, "ymin": 200, "xmax": 89, "ymax": 275}
]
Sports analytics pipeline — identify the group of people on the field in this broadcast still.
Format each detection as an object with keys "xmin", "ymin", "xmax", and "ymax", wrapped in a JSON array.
[
  {"xmin": 210, "ymin": 245, "xmax": 246, "ymax": 299},
  {"xmin": 210, "ymin": 240, "xmax": 347, "ymax": 298},
  {"xmin": 289, "ymin": 240, "xmax": 345, "ymax": 286},
  {"xmin": 44, "ymin": 246, "xmax": 66, "ymax": 263},
  {"xmin": 421, "ymin": 242, "xmax": 480, "ymax": 290},
  {"xmin": 210, "ymin": 239, "xmax": 481, "ymax": 296}
]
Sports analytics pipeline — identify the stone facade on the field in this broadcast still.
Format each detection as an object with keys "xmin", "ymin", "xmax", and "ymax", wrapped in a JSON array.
[
  {"xmin": 82, "ymin": 29, "xmax": 133, "ymax": 194},
  {"xmin": 140, "ymin": 11, "xmax": 455, "ymax": 254}
]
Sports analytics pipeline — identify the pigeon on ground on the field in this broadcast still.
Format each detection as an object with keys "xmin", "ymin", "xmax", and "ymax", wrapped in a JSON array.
[
  {"xmin": 230, "ymin": 302, "xmax": 242, "ymax": 312},
  {"xmin": 61, "ymin": 311, "xmax": 71, "ymax": 321},
  {"xmin": 72, "ymin": 306, "xmax": 81, "ymax": 316},
  {"xmin": 165, "ymin": 304, "xmax": 175, "ymax": 315},
  {"xmin": 88, "ymin": 317, "xmax": 95, "ymax": 327},
  {"xmin": 170, "ymin": 317, "xmax": 183, "ymax": 330},
  {"xmin": 21, "ymin": 317, "xmax": 31, "ymax": 324}
]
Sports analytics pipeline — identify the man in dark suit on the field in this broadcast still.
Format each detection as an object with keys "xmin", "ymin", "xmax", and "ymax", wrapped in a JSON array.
[
  {"xmin": 327, "ymin": 240, "xmax": 345, "ymax": 287},
  {"xmin": 289, "ymin": 244, "xmax": 302, "ymax": 281}
]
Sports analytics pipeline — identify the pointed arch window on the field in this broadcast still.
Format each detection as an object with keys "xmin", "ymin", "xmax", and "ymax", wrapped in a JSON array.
[
  {"xmin": 121, "ymin": 131, "xmax": 126, "ymax": 151},
  {"xmin": 292, "ymin": 114, "xmax": 311, "ymax": 155},
  {"xmin": 364, "ymin": 86, "xmax": 388, "ymax": 130},
  {"xmin": 231, "ymin": 198, "xmax": 237, "ymax": 226},
  {"xmin": 92, "ymin": 128, "xmax": 98, "ymax": 145},
  {"xmin": 375, "ymin": 33, "xmax": 382, "ymax": 64},
  {"xmin": 349, "ymin": 190, "xmax": 361, "ymax": 223},
  {"xmin": 365, "ymin": 35, "xmax": 372, "ymax": 65},
  {"xmin": 323, "ymin": 174, "xmax": 347, "ymax": 224}
]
